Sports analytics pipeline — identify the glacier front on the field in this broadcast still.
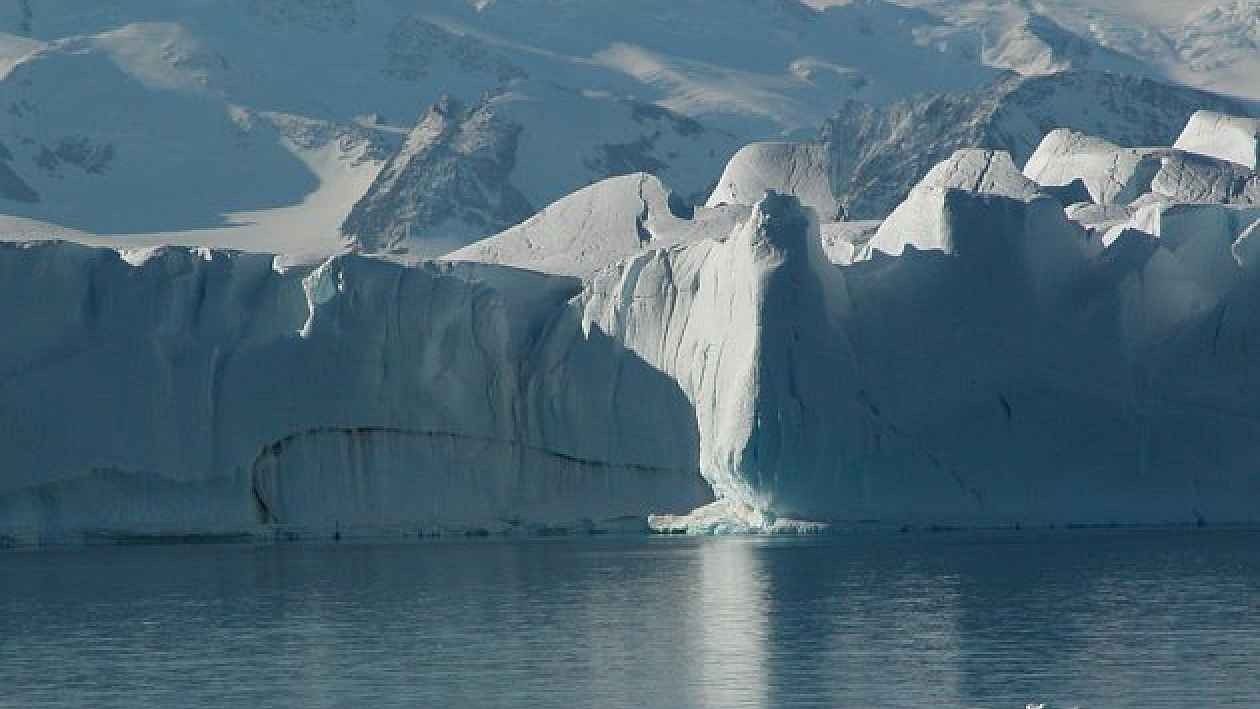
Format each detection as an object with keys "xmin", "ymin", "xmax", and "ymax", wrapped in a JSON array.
[
  {"xmin": 6, "ymin": 110, "xmax": 1260, "ymax": 541},
  {"xmin": 0, "ymin": 243, "xmax": 711, "ymax": 541}
]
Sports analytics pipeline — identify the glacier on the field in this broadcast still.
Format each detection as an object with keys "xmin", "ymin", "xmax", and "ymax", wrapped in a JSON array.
[{"xmin": 5, "ymin": 104, "xmax": 1260, "ymax": 540}]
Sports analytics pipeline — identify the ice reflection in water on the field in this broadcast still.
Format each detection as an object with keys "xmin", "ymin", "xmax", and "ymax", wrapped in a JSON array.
[
  {"xmin": 693, "ymin": 538, "xmax": 768, "ymax": 708},
  {"xmin": 2, "ymin": 529, "xmax": 1259, "ymax": 708}
]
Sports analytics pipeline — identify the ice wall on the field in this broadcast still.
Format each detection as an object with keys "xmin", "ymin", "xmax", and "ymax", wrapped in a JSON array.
[
  {"xmin": 606, "ymin": 188, "xmax": 1260, "ymax": 530},
  {"xmin": 8, "ymin": 108, "xmax": 1260, "ymax": 540},
  {"xmin": 569, "ymin": 192, "xmax": 852, "ymax": 522},
  {"xmin": 0, "ymin": 242, "xmax": 710, "ymax": 542}
]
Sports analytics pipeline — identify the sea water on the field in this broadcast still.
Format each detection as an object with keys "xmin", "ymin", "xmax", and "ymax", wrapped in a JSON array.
[{"xmin": 2, "ymin": 529, "xmax": 1258, "ymax": 708}]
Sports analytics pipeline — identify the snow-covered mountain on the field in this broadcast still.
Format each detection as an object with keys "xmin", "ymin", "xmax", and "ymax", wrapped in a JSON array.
[
  {"xmin": 702, "ymin": 70, "xmax": 1250, "ymax": 222},
  {"xmin": 820, "ymin": 71, "xmax": 1249, "ymax": 219},
  {"xmin": 0, "ymin": 0, "xmax": 1008, "ymax": 255},
  {"xmin": 340, "ymin": 85, "xmax": 739, "ymax": 258},
  {"xmin": 814, "ymin": 0, "xmax": 1260, "ymax": 106},
  {"xmin": 8, "ymin": 0, "xmax": 1255, "ymax": 255}
]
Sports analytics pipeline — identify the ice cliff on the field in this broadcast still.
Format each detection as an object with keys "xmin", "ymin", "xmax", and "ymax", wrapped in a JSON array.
[
  {"xmin": 0, "ymin": 243, "xmax": 710, "ymax": 542},
  {"xmin": 5, "ymin": 108, "xmax": 1260, "ymax": 541}
]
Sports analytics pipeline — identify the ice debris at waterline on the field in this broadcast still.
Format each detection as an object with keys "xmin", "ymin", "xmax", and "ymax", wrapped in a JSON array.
[{"xmin": 5, "ymin": 110, "xmax": 1260, "ymax": 542}]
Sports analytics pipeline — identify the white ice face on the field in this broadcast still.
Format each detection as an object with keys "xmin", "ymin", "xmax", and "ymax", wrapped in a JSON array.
[
  {"xmin": 4, "ymin": 4, "xmax": 1260, "ymax": 541},
  {"xmin": 8, "ymin": 104, "xmax": 1260, "ymax": 540}
]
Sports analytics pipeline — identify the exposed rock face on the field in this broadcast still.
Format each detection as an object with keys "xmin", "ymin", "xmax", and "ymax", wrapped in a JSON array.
[
  {"xmin": 247, "ymin": 0, "xmax": 359, "ymax": 31},
  {"xmin": 340, "ymin": 94, "xmax": 534, "ymax": 257},
  {"xmin": 1151, "ymin": 151, "xmax": 1260, "ymax": 205},
  {"xmin": 821, "ymin": 71, "xmax": 1248, "ymax": 218},
  {"xmin": 383, "ymin": 14, "xmax": 526, "ymax": 83},
  {"xmin": 0, "ymin": 140, "xmax": 39, "ymax": 204},
  {"xmin": 341, "ymin": 85, "xmax": 738, "ymax": 258}
]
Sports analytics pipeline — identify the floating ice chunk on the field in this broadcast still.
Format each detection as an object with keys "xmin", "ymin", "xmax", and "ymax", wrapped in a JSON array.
[
  {"xmin": 1127, "ymin": 201, "xmax": 1260, "ymax": 254},
  {"xmin": 648, "ymin": 500, "xmax": 770, "ymax": 535},
  {"xmin": 869, "ymin": 187, "xmax": 1089, "ymax": 310},
  {"xmin": 1066, "ymin": 199, "xmax": 1155, "ymax": 236},
  {"xmin": 647, "ymin": 499, "xmax": 827, "ymax": 535}
]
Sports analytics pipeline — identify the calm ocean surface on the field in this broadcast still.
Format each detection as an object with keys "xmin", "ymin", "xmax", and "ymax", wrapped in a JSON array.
[{"xmin": 2, "ymin": 529, "xmax": 1258, "ymax": 708}]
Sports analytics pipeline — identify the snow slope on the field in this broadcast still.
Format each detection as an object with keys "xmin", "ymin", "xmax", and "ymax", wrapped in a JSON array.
[
  {"xmin": 813, "ymin": 0, "xmax": 1260, "ymax": 106},
  {"xmin": 0, "ymin": 0, "xmax": 1008, "ymax": 255},
  {"xmin": 445, "ymin": 173, "xmax": 748, "ymax": 278},
  {"xmin": 340, "ymin": 85, "xmax": 740, "ymax": 257},
  {"xmin": 0, "ymin": 25, "xmax": 392, "ymax": 255}
]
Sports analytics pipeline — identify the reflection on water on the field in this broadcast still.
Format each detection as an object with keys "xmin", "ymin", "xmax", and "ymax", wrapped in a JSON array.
[
  {"xmin": 695, "ymin": 537, "xmax": 768, "ymax": 708},
  {"xmin": 2, "ymin": 529, "xmax": 1259, "ymax": 708}
]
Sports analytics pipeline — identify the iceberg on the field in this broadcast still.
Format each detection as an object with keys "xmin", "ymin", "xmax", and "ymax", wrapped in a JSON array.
[
  {"xmin": 0, "ymin": 242, "xmax": 711, "ymax": 541},
  {"xmin": 5, "ymin": 109, "xmax": 1260, "ymax": 541}
]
